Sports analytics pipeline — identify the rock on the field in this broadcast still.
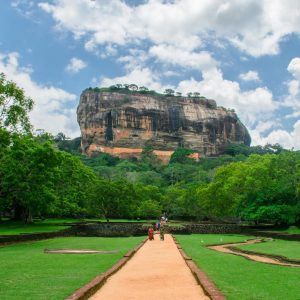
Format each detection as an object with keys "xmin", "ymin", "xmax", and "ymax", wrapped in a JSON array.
[{"xmin": 77, "ymin": 90, "xmax": 251, "ymax": 159}]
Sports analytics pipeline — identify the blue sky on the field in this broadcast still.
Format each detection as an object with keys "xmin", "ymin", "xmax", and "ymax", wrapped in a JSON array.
[{"xmin": 1, "ymin": 0, "xmax": 300, "ymax": 149}]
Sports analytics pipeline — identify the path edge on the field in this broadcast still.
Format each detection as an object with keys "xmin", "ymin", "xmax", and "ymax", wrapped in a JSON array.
[
  {"xmin": 172, "ymin": 235, "xmax": 226, "ymax": 300},
  {"xmin": 65, "ymin": 238, "xmax": 148, "ymax": 300}
]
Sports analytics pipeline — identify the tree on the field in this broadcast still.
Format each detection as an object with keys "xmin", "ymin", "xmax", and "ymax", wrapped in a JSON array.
[
  {"xmin": 0, "ymin": 134, "xmax": 60, "ymax": 222},
  {"xmin": 187, "ymin": 92, "xmax": 193, "ymax": 97},
  {"xmin": 139, "ymin": 86, "xmax": 149, "ymax": 92},
  {"xmin": 164, "ymin": 89, "xmax": 175, "ymax": 96},
  {"xmin": 90, "ymin": 180, "xmax": 120, "ymax": 221},
  {"xmin": 116, "ymin": 84, "xmax": 123, "ymax": 89},
  {"xmin": 0, "ymin": 73, "xmax": 34, "ymax": 133},
  {"xmin": 169, "ymin": 147, "xmax": 194, "ymax": 164},
  {"xmin": 50, "ymin": 151, "xmax": 98, "ymax": 217},
  {"xmin": 138, "ymin": 200, "xmax": 162, "ymax": 219},
  {"xmin": 54, "ymin": 132, "xmax": 68, "ymax": 142},
  {"xmin": 91, "ymin": 180, "xmax": 140, "ymax": 221},
  {"xmin": 176, "ymin": 92, "xmax": 182, "ymax": 97},
  {"xmin": 193, "ymin": 92, "xmax": 200, "ymax": 97},
  {"xmin": 129, "ymin": 84, "xmax": 138, "ymax": 91}
]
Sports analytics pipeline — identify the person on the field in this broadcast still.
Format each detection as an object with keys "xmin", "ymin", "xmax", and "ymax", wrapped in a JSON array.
[
  {"xmin": 156, "ymin": 220, "xmax": 160, "ymax": 231},
  {"xmin": 160, "ymin": 217, "xmax": 167, "ymax": 241},
  {"xmin": 148, "ymin": 226, "xmax": 154, "ymax": 240}
]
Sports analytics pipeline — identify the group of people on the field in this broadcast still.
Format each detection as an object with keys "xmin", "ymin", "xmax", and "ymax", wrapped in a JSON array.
[{"xmin": 148, "ymin": 216, "xmax": 168, "ymax": 241}]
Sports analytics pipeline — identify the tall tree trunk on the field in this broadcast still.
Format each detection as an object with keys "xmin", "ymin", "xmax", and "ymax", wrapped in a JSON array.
[
  {"xmin": 25, "ymin": 209, "xmax": 33, "ymax": 224},
  {"xmin": 12, "ymin": 202, "xmax": 24, "ymax": 221}
]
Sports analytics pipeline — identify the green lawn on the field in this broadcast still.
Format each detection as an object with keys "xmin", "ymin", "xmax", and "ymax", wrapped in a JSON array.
[
  {"xmin": 0, "ymin": 220, "xmax": 70, "ymax": 235},
  {"xmin": 0, "ymin": 218, "xmax": 158, "ymax": 235},
  {"xmin": 176, "ymin": 234, "xmax": 300, "ymax": 300},
  {"xmin": 268, "ymin": 226, "xmax": 300, "ymax": 234},
  {"xmin": 0, "ymin": 236, "xmax": 144, "ymax": 299},
  {"xmin": 237, "ymin": 239, "xmax": 300, "ymax": 260}
]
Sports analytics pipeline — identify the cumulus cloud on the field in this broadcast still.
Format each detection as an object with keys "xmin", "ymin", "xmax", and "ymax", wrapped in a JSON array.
[
  {"xmin": 250, "ymin": 120, "xmax": 300, "ymax": 150},
  {"xmin": 100, "ymin": 67, "xmax": 165, "ymax": 92},
  {"xmin": 0, "ymin": 52, "xmax": 79, "ymax": 137},
  {"xmin": 239, "ymin": 70, "xmax": 260, "ymax": 82},
  {"xmin": 287, "ymin": 57, "xmax": 300, "ymax": 79},
  {"xmin": 283, "ymin": 57, "xmax": 300, "ymax": 116},
  {"xmin": 149, "ymin": 44, "xmax": 217, "ymax": 71},
  {"xmin": 38, "ymin": 0, "xmax": 300, "ymax": 57},
  {"xmin": 65, "ymin": 57, "xmax": 87, "ymax": 73},
  {"xmin": 177, "ymin": 68, "xmax": 276, "ymax": 126}
]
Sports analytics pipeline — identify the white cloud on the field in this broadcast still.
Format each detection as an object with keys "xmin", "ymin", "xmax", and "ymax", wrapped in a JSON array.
[
  {"xmin": 250, "ymin": 120, "xmax": 300, "ymax": 149},
  {"xmin": 118, "ymin": 49, "xmax": 149, "ymax": 71},
  {"xmin": 65, "ymin": 57, "xmax": 87, "ymax": 73},
  {"xmin": 283, "ymin": 57, "xmax": 300, "ymax": 116},
  {"xmin": 287, "ymin": 57, "xmax": 300, "ymax": 80},
  {"xmin": 0, "ymin": 52, "xmax": 79, "ymax": 137},
  {"xmin": 239, "ymin": 70, "xmax": 260, "ymax": 82},
  {"xmin": 149, "ymin": 44, "xmax": 217, "ymax": 71},
  {"xmin": 39, "ymin": 0, "xmax": 300, "ymax": 57},
  {"xmin": 100, "ymin": 67, "xmax": 165, "ymax": 92},
  {"xmin": 177, "ymin": 68, "xmax": 277, "ymax": 127}
]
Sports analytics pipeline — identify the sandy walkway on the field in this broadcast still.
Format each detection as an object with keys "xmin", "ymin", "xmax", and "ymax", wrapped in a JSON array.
[
  {"xmin": 208, "ymin": 239, "xmax": 300, "ymax": 267},
  {"xmin": 89, "ymin": 234, "xmax": 209, "ymax": 300}
]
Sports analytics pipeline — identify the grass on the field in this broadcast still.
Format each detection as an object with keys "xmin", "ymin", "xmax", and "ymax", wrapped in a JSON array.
[
  {"xmin": 0, "ymin": 218, "xmax": 159, "ymax": 235},
  {"xmin": 268, "ymin": 226, "xmax": 300, "ymax": 234},
  {"xmin": 237, "ymin": 239, "xmax": 300, "ymax": 260},
  {"xmin": 0, "ymin": 236, "xmax": 144, "ymax": 300},
  {"xmin": 0, "ymin": 220, "xmax": 70, "ymax": 235},
  {"xmin": 176, "ymin": 234, "xmax": 300, "ymax": 300},
  {"xmin": 0, "ymin": 218, "xmax": 186, "ymax": 236}
]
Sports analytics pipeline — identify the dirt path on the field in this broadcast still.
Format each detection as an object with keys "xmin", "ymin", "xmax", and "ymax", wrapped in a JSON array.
[
  {"xmin": 89, "ymin": 234, "xmax": 209, "ymax": 300},
  {"xmin": 208, "ymin": 239, "xmax": 300, "ymax": 267}
]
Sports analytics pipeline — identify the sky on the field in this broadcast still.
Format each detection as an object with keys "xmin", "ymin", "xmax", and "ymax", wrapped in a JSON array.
[{"xmin": 1, "ymin": 0, "xmax": 300, "ymax": 149}]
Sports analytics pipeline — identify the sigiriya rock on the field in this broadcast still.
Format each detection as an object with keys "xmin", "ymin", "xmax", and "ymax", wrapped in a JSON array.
[{"xmin": 77, "ymin": 88, "xmax": 251, "ymax": 162}]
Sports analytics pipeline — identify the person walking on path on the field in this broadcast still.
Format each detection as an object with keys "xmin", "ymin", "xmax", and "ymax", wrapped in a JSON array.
[
  {"xmin": 155, "ymin": 220, "xmax": 160, "ymax": 231},
  {"xmin": 160, "ymin": 217, "xmax": 167, "ymax": 241},
  {"xmin": 148, "ymin": 226, "xmax": 154, "ymax": 240}
]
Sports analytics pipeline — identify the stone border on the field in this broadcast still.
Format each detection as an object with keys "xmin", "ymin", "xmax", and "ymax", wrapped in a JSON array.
[
  {"xmin": 65, "ymin": 238, "xmax": 148, "ymax": 300},
  {"xmin": 172, "ymin": 235, "xmax": 226, "ymax": 300}
]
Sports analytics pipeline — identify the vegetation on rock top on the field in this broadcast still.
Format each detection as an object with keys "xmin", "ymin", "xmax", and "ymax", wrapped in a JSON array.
[{"xmin": 82, "ymin": 83, "xmax": 206, "ymax": 99}]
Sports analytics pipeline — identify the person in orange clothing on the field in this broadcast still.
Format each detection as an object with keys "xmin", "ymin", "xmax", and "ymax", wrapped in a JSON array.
[{"xmin": 148, "ymin": 226, "xmax": 154, "ymax": 240}]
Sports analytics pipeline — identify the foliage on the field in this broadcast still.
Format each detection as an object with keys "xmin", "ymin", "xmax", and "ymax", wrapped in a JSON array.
[
  {"xmin": 138, "ymin": 200, "xmax": 162, "ymax": 219},
  {"xmin": 169, "ymin": 147, "xmax": 194, "ymax": 164},
  {"xmin": 196, "ymin": 152, "xmax": 300, "ymax": 224},
  {"xmin": 223, "ymin": 143, "xmax": 285, "ymax": 156},
  {"xmin": 0, "ymin": 131, "xmax": 99, "ymax": 222},
  {"xmin": 164, "ymin": 88, "xmax": 175, "ymax": 96},
  {"xmin": 0, "ymin": 73, "xmax": 34, "ymax": 133},
  {"xmin": 55, "ymin": 134, "xmax": 81, "ymax": 154},
  {"xmin": 0, "ymin": 134, "xmax": 60, "ymax": 222}
]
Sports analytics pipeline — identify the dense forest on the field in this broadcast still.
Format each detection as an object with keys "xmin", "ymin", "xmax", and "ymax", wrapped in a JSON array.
[{"xmin": 1, "ymin": 73, "xmax": 300, "ymax": 225}]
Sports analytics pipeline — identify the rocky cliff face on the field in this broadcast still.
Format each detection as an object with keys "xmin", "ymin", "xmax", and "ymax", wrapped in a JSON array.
[{"xmin": 77, "ymin": 90, "xmax": 251, "ymax": 158}]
